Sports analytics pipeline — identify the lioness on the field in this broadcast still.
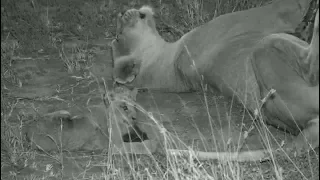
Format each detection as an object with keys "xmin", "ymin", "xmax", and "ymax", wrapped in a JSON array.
[{"xmin": 112, "ymin": 1, "xmax": 319, "ymax": 153}]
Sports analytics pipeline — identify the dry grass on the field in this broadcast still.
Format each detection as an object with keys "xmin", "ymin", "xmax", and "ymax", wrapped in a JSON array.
[
  {"xmin": 59, "ymin": 39, "xmax": 95, "ymax": 74},
  {"xmin": 1, "ymin": 0, "xmax": 319, "ymax": 180},
  {"xmin": 1, "ymin": 89, "xmax": 318, "ymax": 179},
  {"xmin": 1, "ymin": 45, "xmax": 318, "ymax": 180}
]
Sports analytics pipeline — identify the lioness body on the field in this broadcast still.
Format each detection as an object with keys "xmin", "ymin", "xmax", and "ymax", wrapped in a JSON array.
[
  {"xmin": 113, "ymin": 0, "xmax": 313, "ymax": 108},
  {"xmin": 112, "ymin": 1, "xmax": 319, "ymax": 151}
]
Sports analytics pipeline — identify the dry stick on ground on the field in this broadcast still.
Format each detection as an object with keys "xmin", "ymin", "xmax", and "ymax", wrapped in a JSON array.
[
  {"xmin": 124, "ymin": 96, "xmax": 269, "ymax": 162},
  {"xmin": 165, "ymin": 89, "xmax": 278, "ymax": 162}
]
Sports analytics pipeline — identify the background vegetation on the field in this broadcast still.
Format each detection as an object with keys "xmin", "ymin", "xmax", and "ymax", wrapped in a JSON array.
[{"xmin": 1, "ymin": 0, "xmax": 318, "ymax": 179}]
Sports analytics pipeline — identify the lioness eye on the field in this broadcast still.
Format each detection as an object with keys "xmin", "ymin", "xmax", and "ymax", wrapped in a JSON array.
[{"xmin": 139, "ymin": 12, "xmax": 146, "ymax": 19}]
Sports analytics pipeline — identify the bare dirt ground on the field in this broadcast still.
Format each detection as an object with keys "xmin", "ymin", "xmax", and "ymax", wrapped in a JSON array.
[{"xmin": 1, "ymin": 0, "xmax": 319, "ymax": 179}]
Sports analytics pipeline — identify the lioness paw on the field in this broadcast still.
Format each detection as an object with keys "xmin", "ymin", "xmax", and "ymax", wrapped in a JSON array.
[
  {"xmin": 122, "ymin": 9, "xmax": 140, "ymax": 26},
  {"xmin": 284, "ymin": 117, "xmax": 319, "ymax": 154},
  {"xmin": 113, "ymin": 55, "xmax": 140, "ymax": 84}
]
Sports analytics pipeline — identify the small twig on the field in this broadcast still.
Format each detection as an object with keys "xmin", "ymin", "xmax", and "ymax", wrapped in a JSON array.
[
  {"xmin": 167, "ymin": 149, "xmax": 270, "ymax": 162},
  {"xmin": 11, "ymin": 56, "xmax": 50, "ymax": 61},
  {"xmin": 101, "ymin": 78, "xmax": 110, "ymax": 107}
]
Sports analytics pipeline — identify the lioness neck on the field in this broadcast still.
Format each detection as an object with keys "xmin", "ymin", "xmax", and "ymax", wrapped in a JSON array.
[{"xmin": 132, "ymin": 36, "xmax": 190, "ymax": 92}]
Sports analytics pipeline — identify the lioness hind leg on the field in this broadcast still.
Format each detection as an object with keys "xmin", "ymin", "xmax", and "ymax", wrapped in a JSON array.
[
  {"xmin": 304, "ymin": 8, "xmax": 319, "ymax": 86},
  {"xmin": 287, "ymin": 116, "xmax": 319, "ymax": 153}
]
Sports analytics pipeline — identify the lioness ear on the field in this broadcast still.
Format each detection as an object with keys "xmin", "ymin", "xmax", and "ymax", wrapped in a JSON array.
[
  {"xmin": 139, "ymin": 6, "xmax": 155, "ymax": 17},
  {"xmin": 138, "ymin": 5, "xmax": 158, "ymax": 30}
]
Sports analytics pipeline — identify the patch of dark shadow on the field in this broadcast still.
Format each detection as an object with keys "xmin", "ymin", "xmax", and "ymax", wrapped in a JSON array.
[
  {"xmin": 269, "ymin": 93, "xmax": 276, "ymax": 100},
  {"xmin": 122, "ymin": 124, "xmax": 149, "ymax": 142}
]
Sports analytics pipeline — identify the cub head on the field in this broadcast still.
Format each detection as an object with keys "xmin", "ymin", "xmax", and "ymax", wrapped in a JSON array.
[
  {"xmin": 104, "ymin": 86, "xmax": 148, "ymax": 142},
  {"xmin": 104, "ymin": 86, "xmax": 138, "ymax": 126}
]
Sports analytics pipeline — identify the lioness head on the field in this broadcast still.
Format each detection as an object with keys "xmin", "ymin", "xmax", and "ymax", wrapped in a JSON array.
[
  {"xmin": 111, "ymin": 6, "xmax": 160, "ymax": 84},
  {"xmin": 115, "ymin": 6, "xmax": 157, "ymax": 52}
]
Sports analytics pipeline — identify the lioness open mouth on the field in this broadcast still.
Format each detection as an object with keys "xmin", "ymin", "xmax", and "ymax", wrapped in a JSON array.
[
  {"xmin": 122, "ymin": 125, "xmax": 149, "ymax": 142},
  {"xmin": 115, "ymin": 75, "xmax": 137, "ymax": 85}
]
